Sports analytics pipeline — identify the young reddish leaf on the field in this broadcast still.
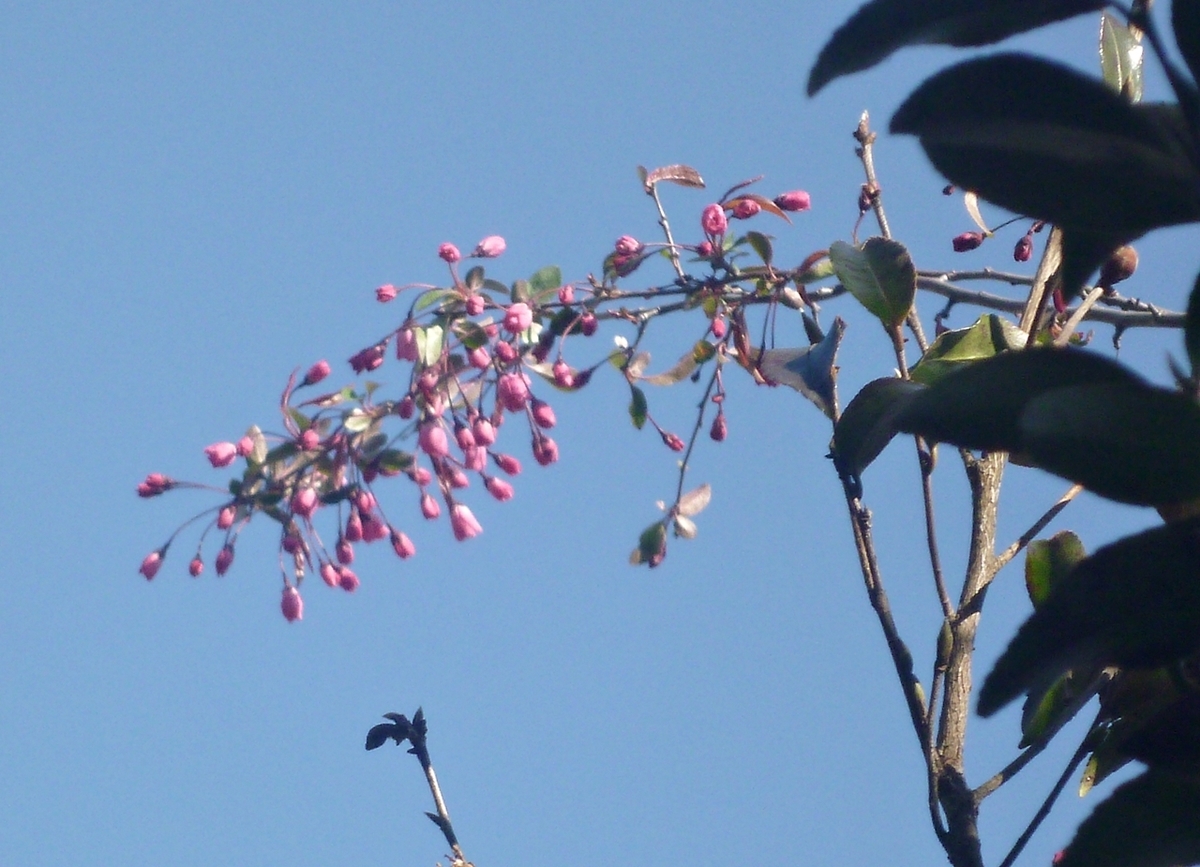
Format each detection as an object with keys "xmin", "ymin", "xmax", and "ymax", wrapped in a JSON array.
[
  {"xmin": 677, "ymin": 483, "xmax": 712, "ymax": 517},
  {"xmin": 642, "ymin": 164, "xmax": 705, "ymax": 192}
]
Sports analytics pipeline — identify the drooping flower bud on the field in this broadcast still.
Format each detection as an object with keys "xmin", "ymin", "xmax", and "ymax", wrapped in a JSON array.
[
  {"xmin": 139, "ymin": 550, "xmax": 164, "ymax": 580},
  {"xmin": 486, "ymin": 476, "xmax": 515, "ymax": 501},
  {"xmin": 696, "ymin": 241, "xmax": 714, "ymax": 258},
  {"xmin": 361, "ymin": 513, "xmax": 389, "ymax": 542},
  {"xmin": 454, "ymin": 424, "xmax": 476, "ymax": 450},
  {"xmin": 497, "ymin": 372, "xmax": 532, "ymax": 412},
  {"xmin": 320, "ymin": 562, "xmax": 339, "ymax": 587},
  {"xmin": 419, "ymin": 421, "xmax": 450, "ymax": 459},
  {"xmin": 349, "ymin": 344, "xmax": 385, "ymax": 373},
  {"xmin": 395, "ymin": 328, "xmax": 419, "ymax": 362},
  {"xmin": 531, "ymin": 399, "xmax": 557, "ymax": 429},
  {"xmin": 137, "ymin": 473, "xmax": 175, "ymax": 498},
  {"xmin": 439, "ymin": 242, "xmax": 462, "ymax": 263},
  {"xmin": 503, "ymin": 302, "xmax": 534, "ymax": 334},
  {"xmin": 472, "ymin": 417, "xmax": 497, "ymax": 446},
  {"xmin": 188, "ymin": 556, "xmax": 204, "ymax": 577},
  {"xmin": 662, "ymin": 432, "xmax": 685, "ymax": 452},
  {"xmin": 411, "ymin": 465, "xmax": 433, "ymax": 487},
  {"xmin": 473, "ymin": 235, "xmax": 506, "ymax": 258},
  {"xmin": 391, "ymin": 529, "xmax": 416, "ymax": 559},
  {"xmin": 336, "ymin": 536, "xmax": 354, "ymax": 564},
  {"xmin": 710, "ymin": 315, "xmax": 727, "ymax": 339},
  {"xmin": 420, "ymin": 492, "xmax": 441, "ymax": 519},
  {"xmin": 450, "ymin": 503, "xmax": 483, "ymax": 541},
  {"xmin": 1098, "ymin": 245, "xmax": 1138, "ymax": 289},
  {"xmin": 215, "ymin": 544, "xmax": 235, "ymax": 576},
  {"xmin": 337, "ymin": 566, "xmax": 360, "ymax": 592},
  {"xmin": 552, "ymin": 360, "xmax": 574, "ymax": 388},
  {"xmin": 291, "ymin": 487, "xmax": 319, "ymax": 519},
  {"xmin": 533, "ymin": 435, "xmax": 559, "ymax": 466},
  {"xmin": 376, "ymin": 283, "xmax": 398, "ymax": 303},
  {"xmin": 710, "ymin": 412, "xmax": 727, "ymax": 442},
  {"xmin": 463, "ymin": 445, "xmax": 488, "ymax": 472},
  {"xmin": 217, "ymin": 505, "xmax": 236, "ymax": 530},
  {"xmin": 281, "ymin": 586, "xmax": 303, "ymax": 622},
  {"xmin": 952, "ymin": 232, "xmax": 985, "ymax": 252},
  {"xmin": 302, "ymin": 359, "xmax": 331, "ymax": 386},
  {"xmin": 495, "ymin": 341, "xmax": 519, "ymax": 364},
  {"xmin": 345, "ymin": 508, "xmax": 363, "ymax": 542},
  {"xmin": 731, "ymin": 199, "xmax": 760, "ymax": 219},
  {"xmin": 493, "ymin": 452, "xmax": 522, "ymax": 476},
  {"xmin": 204, "ymin": 442, "xmax": 238, "ymax": 468},
  {"xmin": 580, "ymin": 313, "xmax": 598, "ymax": 336},
  {"xmin": 1013, "ymin": 233, "xmax": 1034, "ymax": 263},
  {"xmin": 773, "ymin": 190, "xmax": 812, "ymax": 212},
  {"xmin": 702, "ymin": 203, "xmax": 728, "ymax": 237}
]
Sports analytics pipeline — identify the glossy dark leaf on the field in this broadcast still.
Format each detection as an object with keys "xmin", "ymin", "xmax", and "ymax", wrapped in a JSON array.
[
  {"xmin": 910, "ymin": 313, "xmax": 1026, "ymax": 385},
  {"xmin": 891, "ymin": 54, "xmax": 1200, "ymax": 236},
  {"xmin": 1175, "ymin": 0, "xmax": 1200, "ymax": 94},
  {"xmin": 758, "ymin": 316, "xmax": 846, "ymax": 419},
  {"xmin": 831, "ymin": 377, "xmax": 925, "ymax": 478},
  {"xmin": 746, "ymin": 231, "xmax": 773, "ymax": 265},
  {"xmin": 628, "ymin": 386, "xmax": 648, "ymax": 429},
  {"xmin": 1099, "ymin": 11, "xmax": 1144, "ymax": 101},
  {"xmin": 979, "ymin": 519, "xmax": 1200, "ymax": 717},
  {"xmin": 1187, "ymin": 271, "xmax": 1200, "ymax": 377},
  {"xmin": 808, "ymin": 0, "xmax": 1104, "ymax": 95},
  {"xmin": 829, "ymin": 238, "xmax": 915, "ymax": 328},
  {"xmin": 1026, "ymin": 530, "xmax": 1086, "ymax": 608},
  {"xmin": 1058, "ymin": 770, "xmax": 1200, "ymax": 867},
  {"xmin": 896, "ymin": 347, "xmax": 1140, "ymax": 452}
]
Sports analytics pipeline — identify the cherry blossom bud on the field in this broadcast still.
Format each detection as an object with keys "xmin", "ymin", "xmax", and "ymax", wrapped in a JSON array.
[
  {"xmin": 453, "ymin": 424, "xmax": 475, "ymax": 450},
  {"xmin": 204, "ymin": 441, "xmax": 238, "ymax": 468},
  {"xmin": 376, "ymin": 283, "xmax": 398, "ymax": 303},
  {"xmin": 450, "ymin": 503, "xmax": 483, "ymax": 541},
  {"xmin": 711, "ymin": 315, "xmax": 727, "ymax": 339},
  {"xmin": 337, "ymin": 566, "xmax": 360, "ymax": 592},
  {"xmin": 302, "ymin": 359, "xmax": 331, "ymax": 386},
  {"xmin": 701, "ymin": 203, "xmax": 727, "ymax": 237},
  {"xmin": 336, "ymin": 536, "xmax": 354, "ymax": 564},
  {"xmin": 279, "ymin": 586, "xmax": 304, "ymax": 622},
  {"xmin": 217, "ymin": 505, "xmax": 236, "ymax": 530},
  {"xmin": 395, "ymin": 328, "xmax": 419, "ymax": 362},
  {"xmin": 345, "ymin": 509, "xmax": 363, "ymax": 542},
  {"xmin": 952, "ymin": 232, "xmax": 985, "ymax": 252},
  {"xmin": 236, "ymin": 435, "xmax": 255, "ymax": 457},
  {"xmin": 298, "ymin": 429, "xmax": 319, "ymax": 451},
  {"xmin": 139, "ymin": 550, "xmax": 163, "ymax": 580},
  {"xmin": 282, "ymin": 533, "xmax": 303, "ymax": 554},
  {"xmin": 421, "ymin": 492, "xmax": 441, "ymax": 519},
  {"xmin": 215, "ymin": 544, "xmax": 235, "ymax": 576},
  {"xmin": 580, "ymin": 313, "xmax": 598, "ymax": 336},
  {"xmin": 447, "ymin": 467, "xmax": 469, "ymax": 489},
  {"xmin": 355, "ymin": 491, "xmax": 376, "ymax": 513},
  {"xmin": 486, "ymin": 476, "xmax": 514, "ymax": 501},
  {"xmin": 503, "ymin": 302, "xmax": 534, "ymax": 333},
  {"xmin": 533, "ymin": 435, "xmax": 559, "ymax": 466},
  {"xmin": 696, "ymin": 241, "xmax": 714, "ymax": 257},
  {"xmin": 732, "ymin": 199, "xmax": 760, "ymax": 219},
  {"xmin": 531, "ymin": 399, "xmax": 556, "ymax": 429},
  {"xmin": 773, "ymin": 190, "xmax": 811, "ymax": 212},
  {"xmin": 419, "ymin": 421, "xmax": 450, "ymax": 459},
  {"xmin": 462, "ymin": 293, "xmax": 485, "ymax": 315},
  {"xmin": 473, "ymin": 235, "xmax": 506, "ymax": 258},
  {"xmin": 710, "ymin": 412, "xmax": 727, "ymax": 442},
  {"xmin": 468, "ymin": 346, "xmax": 491, "ymax": 369},
  {"xmin": 137, "ymin": 473, "xmax": 175, "ymax": 497},
  {"xmin": 495, "ymin": 341, "xmax": 519, "ymax": 364},
  {"xmin": 494, "ymin": 452, "xmax": 522, "ymax": 475},
  {"xmin": 1013, "ymin": 233, "xmax": 1033, "ymax": 263},
  {"xmin": 439, "ymin": 242, "xmax": 462, "ymax": 263},
  {"xmin": 397, "ymin": 395, "xmax": 416, "ymax": 419},
  {"xmin": 552, "ymin": 360, "xmax": 574, "ymax": 388},
  {"xmin": 391, "ymin": 529, "xmax": 416, "ymax": 559},
  {"xmin": 411, "ymin": 466, "xmax": 433, "ymax": 487},
  {"xmin": 463, "ymin": 445, "xmax": 488, "ymax": 472},
  {"xmin": 320, "ymin": 562, "xmax": 339, "ymax": 587},
  {"xmin": 291, "ymin": 487, "xmax": 319, "ymax": 519},
  {"xmin": 471, "ymin": 418, "xmax": 496, "ymax": 446},
  {"xmin": 614, "ymin": 235, "xmax": 643, "ymax": 256},
  {"xmin": 662, "ymin": 432, "xmax": 685, "ymax": 452},
  {"xmin": 558, "ymin": 285, "xmax": 575, "ymax": 304},
  {"xmin": 349, "ymin": 344, "xmax": 385, "ymax": 373},
  {"xmin": 497, "ymin": 372, "xmax": 531, "ymax": 412},
  {"xmin": 188, "ymin": 556, "xmax": 204, "ymax": 577},
  {"xmin": 361, "ymin": 513, "xmax": 389, "ymax": 542}
]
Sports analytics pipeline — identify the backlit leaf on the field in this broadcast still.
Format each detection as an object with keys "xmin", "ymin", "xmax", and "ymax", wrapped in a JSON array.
[
  {"xmin": 678, "ymin": 483, "xmax": 712, "ymax": 517},
  {"xmin": 1026, "ymin": 530, "xmax": 1086, "ymax": 608},
  {"xmin": 829, "ymin": 238, "xmax": 915, "ymax": 328},
  {"xmin": 643, "ymin": 164, "xmax": 705, "ymax": 191},
  {"xmin": 1099, "ymin": 11, "xmax": 1144, "ymax": 102},
  {"xmin": 910, "ymin": 314, "xmax": 1026, "ymax": 385}
]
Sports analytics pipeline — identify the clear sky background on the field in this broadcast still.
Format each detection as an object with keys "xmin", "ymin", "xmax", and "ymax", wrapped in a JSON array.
[{"xmin": 3, "ymin": 3, "xmax": 1198, "ymax": 866}]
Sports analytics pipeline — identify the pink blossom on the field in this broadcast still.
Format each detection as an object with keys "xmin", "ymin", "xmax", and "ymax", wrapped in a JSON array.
[
  {"xmin": 376, "ymin": 283, "xmax": 398, "ymax": 303},
  {"xmin": 773, "ymin": 190, "xmax": 811, "ymax": 212},
  {"xmin": 696, "ymin": 241, "xmax": 714, "ymax": 257},
  {"xmin": 336, "ymin": 536, "xmax": 354, "ymax": 565},
  {"xmin": 558, "ymin": 285, "xmax": 575, "ymax": 304},
  {"xmin": 281, "ymin": 586, "xmax": 303, "ymax": 622},
  {"xmin": 701, "ymin": 203, "xmax": 727, "ymax": 237},
  {"xmin": 189, "ymin": 556, "xmax": 204, "ymax": 577},
  {"xmin": 345, "ymin": 509, "xmax": 363, "ymax": 542},
  {"xmin": 291, "ymin": 487, "xmax": 319, "ymax": 519},
  {"xmin": 952, "ymin": 232, "xmax": 985, "ymax": 252},
  {"xmin": 204, "ymin": 441, "xmax": 238, "ymax": 468},
  {"xmin": 465, "ymin": 294, "xmax": 485, "ymax": 316},
  {"xmin": 391, "ymin": 529, "xmax": 416, "ymax": 559},
  {"xmin": 217, "ymin": 505, "xmax": 236, "ymax": 530},
  {"xmin": 614, "ymin": 235, "xmax": 643, "ymax": 256},
  {"xmin": 137, "ymin": 473, "xmax": 174, "ymax": 498},
  {"xmin": 395, "ymin": 328, "xmax": 419, "ymax": 362},
  {"xmin": 503, "ymin": 302, "xmax": 534, "ymax": 333},
  {"xmin": 497, "ymin": 372, "xmax": 532, "ymax": 412},
  {"xmin": 580, "ymin": 313, "xmax": 598, "ymax": 336},
  {"xmin": 420, "ymin": 492, "xmax": 441, "ymax": 519},
  {"xmin": 236, "ymin": 435, "xmax": 255, "ymax": 457},
  {"xmin": 302, "ymin": 359, "xmax": 331, "ymax": 386},
  {"xmin": 450, "ymin": 503, "xmax": 483, "ymax": 541},
  {"xmin": 215, "ymin": 544, "xmax": 235, "ymax": 576},
  {"xmin": 495, "ymin": 341, "xmax": 519, "ymax": 364},
  {"xmin": 468, "ymin": 346, "xmax": 491, "ymax": 370},
  {"xmin": 486, "ymin": 476, "xmax": 514, "ymax": 501},
  {"xmin": 439, "ymin": 242, "xmax": 462, "ymax": 263},
  {"xmin": 472, "ymin": 235, "xmax": 506, "ymax": 258},
  {"xmin": 139, "ymin": 550, "xmax": 163, "ymax": 580},
  {"xmin": 349, "ymin": 344, "xmax": 385, "ymax": 373},
  {"xmin": 494, "ymin": 452, "xmax": 522, "ymax": 475},
  {"xmin": 711, "ymin": 315, "xmax": 727, "ymax": 339},
  {"xmin": 472, "ymin": 417, "xmax": 497, "ymax": 446},
  {"xmin": 533, "ymin": 435, "xmax": 559, "ymax": 466},
  {"xmin": 552, "ymin": 360, "xmax": 574, "ymax": 388},
  {"xmin": 320, "ymin": 562, "xmax": 340, "ymax": 587},
  {"xmin": 710, "ymin": 412, "xmax": 728, "ymax": 442},
  {"xmin": 531, "ymin": 399, "xmax": 556, "ymax": 429},
  {"xmin": 361, "ymin": 514, "xmax": 389, "ymax": 542},
  {"xmin": 337, "ymin": 566, "xmax": 360, "ymax": 592},
  {"xmin": 411, "ymin": 465, "xmax": 433, "ymax": 487},
  {"xmin": 299, "ymin": 429, "xmax": 320, "ymax": 450},
  {"xmin": 397, "ymin": 396, "xmax": 416, "ymax": 419},
  {"xmin": 419, "ymin": 421, "xmax": 450, "ymax": 459},
  {"xmin": 463, "ymin": 445, "xmax": 488, "ymax": 472},
  {"xmin": 731, "ymin": 199, "xmax": 760, "ymax": 219}
]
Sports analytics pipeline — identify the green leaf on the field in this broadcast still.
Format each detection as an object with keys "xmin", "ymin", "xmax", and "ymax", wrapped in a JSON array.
[
  {"xmin": 376, "ymin": 449, "xmax": 415, "ymax": 475},
  {"xmin": 1026, "ymin": 530, "xmax": 1086, "ymax": 608},
  {"xmin": 630, "ymin": 522, "xmax": 667, "ymax": 567},
  {"xmin": 910, "ymin": 314, "xmax": 1027, "ymax": 385},
  {"xmin": 891, "ymin": 54, "xmax": 1200, "ymax": 236},
  {"xmin": 1059, "ymin": 770, "xmax": 1200, "ymax": 867},
  {"xmin": 808, "ymin": 0, "xmax": 1104, "ymax": 95},
  {"xmin": 1174, "ymin": 0, "xmax": 1200, "ymax": 94},
  {"xmin": 481, "ymin": 278, "xmax": 508, "ymax": 295},
  {"xmin": 511, "ymin": 279, "xmax": 530, "ymax": 304},
  {"xmin": 896, "ymin": 347, "xmax": 1140, "ymax": 452},
  {"xmin": 677, "ymin": 483, "xmax": 712, "ymax": 517},
  {"xmin": 1186, "ymin": 271, "xmax": 1200, "ymax": 377},
  {"xmin": 832, "ymin": 377, "xmax": 926, "ymax": 478},
  {"xmin": 343, "ymin": 408, "xmax": 373, "ymax": 433},
  {"xmin": 264, "ymin": 441, "xmax": 300, "ymax": 464},
  {"xmin": 244, "ymin": 424, "xmax": 268, "ymax": 464},
  {"xmin": 828, "ymin": 238, "xmax": 916, "ymax": 328},
  {"xmin": 1020, "ymin": 380, "xmax": 1200, "ymax": 505},
  {"xmin": 529, "ymin": 265, "xmax": 562, "ymax": 301},
  {"xmin": 692, "ymin": 340, "xmax": 717, "ymax": 364},
  {"xmin": 1018, "ymin": 669, "xmax": 1098, "ymax": 748},
  {"xmin": 758, "ymin": 316, "xmax": 846, "ymax": 419},
  {"xmin": 746, "ymin": 231, "xmax": 773, "ymax": 265},
  {"xmin": 1099, "ymin": 11, "xmax": 1144, "ymax": 101},
  {"xmin": 629, "ymin": 386, "xmax": 648, "ymax": 429},
  {"xmin": 453, "ymin": 318, "xmax": 491, "ymax": 351},
  {"xmin": 463, "ymin": 266, "xmax": 484, "ymax": 292},
  {"xmin": 413, "ymin": 288, "xmax": 455, "ymax": 313},
  {"xmin": 416, "ymin": 324, "xmax": 444, "ymax": 366}
]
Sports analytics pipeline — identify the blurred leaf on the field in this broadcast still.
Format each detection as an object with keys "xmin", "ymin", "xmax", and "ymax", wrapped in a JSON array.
[
  {"xmin": 1020, "ymin": 380, "xmax": 1200, "ymax": 505},
  {"xmin": 264, "ymin": 441, "xmax": 300, "ymax": 464},
  {"xmin": 481, "ymin": 278, "xmax": 508, "ymax": 295},
  {"xmin": 464, "ymin": 266, "xmax": 484, "ymax": 292},
  {"xmin": 673, "ymin": 515, "xmax": 698, "ymax": 539},
  {"xmin": 626, "ymin": 351, "xmax": 651, "ymax": 379},
  {"xmin": 678, "ymin": 483, "xmax": 712, "ymax": 517},
  {"xmin": 963, "ymin": 191, "xmax": 991, "ymax": 233},
  {"xmin": 642, "ymin": 164, "xmax": 705, "ymax": 191},
  {"xmin": 630, "ymin": 522, "xmax": 667, "ymax": 566},
  {"xmin": 1019, "ymin": 668, "xmax": 1098, "ymax": 748},
  {"xmin": 1078, "ymin": 746, "xmax": 1132, "ymax": 798},
  {"xmin": 511, "ymin": 278, "xmax": 530, "ymax": 304},
  {"xmin": 730, "ymin": 194, "xmax": 788, "ymax": 221},
  {"xmin": 639, "ymin": 350, "xmax": 697, "ymax": 386},
  {"xmin": 746, "ymin": 231, "xmax": 774, "ymax": 264},
  {"xmin": 1026, "ymin": 531, "xmax": 1087, "ymax": 608},
  {"xmin": 1187, "ymin": 272, "xmax": 1200, "ymax": 377},
  {"xmin": 529, "ymin": 265, "xmax": 562, "ymax": 300},
  {"xmin": 343, "ymin": 409, "xmax": 373, "ymax": 433},
  {"xmin": 808, "ymin": 0, "xmax": 1104, "ymax": 95},
  {"xmin": 376, "ymin": 449, "xmax": 415, "ymax": 474},
  {"xmin": 1060, "ymin": 226, "xmax": 1127, "ymax": 299},
  {"xmin": 891, "ymin": 54, "xmax": 1200, "ymax": 236},
  {"xmin": 796, "ymin": 257, "xmax": 836, "ymax": 284},
  {"xmin": 898, "ymin": 347, "xmax": 1139, "ymax": 451},
  {"xmin": 693, "ymin": 340, "xmax": 717, "ymax": 364},
  {"xmin": 1099, "ymin": 11, "xmax": 1144, "ymax": 101},
  {"xmin": 1059, "ymin": 770, "xmax": 1200, "ymax": 867},
  {"xmin": 629, "ymin": 386, "xmax": 648, "ymax": 429},
  {"xmin": 414, "ymin": 288, "xmax": 455, "ymax": 313},
  {"xmin": 245, "ymin": 424, "xmax": 269, "ymax": 464},
  {"xmin": 910, "ymin": 314, "xmax": 1027, "ymax": 385},
  {"xmin": 832, "ymin": 377, "xmax": 926, "ymax": 477},
  {"xmin": 758, "ymin": 316, "xmax": 846, "ymax": 419},
  {"xmin": 453, "ymin": 319, "xmax": 490, "ymax": 350},
  {"xmin": 1174, "ymin": 0, "xmax": 1200, "ymax": 94},
  {"xmin": 829, "ymin": 238, "xmax": 916, "ymax": 328},
  {"xmin": 416, "ymin": 324, "xmax": 444, "ymax": 367}
]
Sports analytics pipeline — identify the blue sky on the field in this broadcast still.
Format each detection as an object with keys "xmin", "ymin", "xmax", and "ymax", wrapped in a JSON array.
[{"xmin": 2, "ymin": 2, "xmax": 1197, "ymax": 865}]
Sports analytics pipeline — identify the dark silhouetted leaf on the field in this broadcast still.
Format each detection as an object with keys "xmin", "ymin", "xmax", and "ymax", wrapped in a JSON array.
[
  {"xmin": 746, "ymin": 231, "xmax": 773, "ymax": 264},
  {"xmin": 1059, "ymin": 226, "xmax": 1128, "ymax": 299},
  {"xmin": 808, "ymin": 0, "xmax": 1104, "ymax": 95},
  {"xmin": 910, "ymin": 314, "xmax": 1026, "ymax": 385},
  {"xmin": 642, "ymin": 164, "xmax": 705, "ymax": 191},
  {"xmin": 1174, "ymin": 0, "xmax": 1200, "ymax": 94},
  {"xmin": 628, "ymin": 386, "xmax": 648, "ymax": 429},
  {"xmin": 1026, "ymin": 531, "xmax": 1087, "ymax": 608},
  {"xmin": 1058, "ymin": 770, "xmax": 1200, "ymax": 867},
  {"xmin": 1187, "ymin": 272, "xmax": 1200, "ymax": 377},
  {"xmin": 832, "ymin": 377, "xmax": 925, "ymax": 477},
  {"xmin": 979, "ymin": 519, "xmax": 1200, "ymax": 717},
  {"xmin": 891, "ymin": 54, "xmax": 1200, "ymax": 236},
  {"xmin": 758, "ymin": 317, "xmax": 846, "ymax": 419},
  {"xmin": 365, "ymin": 715, "xmax": 410, "ymax": 750},
  {"xmin": 1018, "ymin": 668, "xmax": 1099, "ymax": 748},
  {"xmin": 828, "ymin": 238, "xmax": 915, "ymax": 328}
]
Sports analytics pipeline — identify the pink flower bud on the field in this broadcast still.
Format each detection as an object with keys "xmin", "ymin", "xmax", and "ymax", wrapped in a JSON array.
[
  {"xmin": 395, "ymin": 328, "xmax": 419, "ymax": 362},
  {"xmin": 952, "ymin": 232, "xmax": 985, "ymax": 252},
  {"xmin": 731, "ymin": 199, "xmax": 760, "ymax": 219},
  {"xmin": 281, "ymin": 586, "xmax": 303, "ymax": 622},
  {"xmin": 495, "ymin": 341, "xmax": 519, "ymax": 364},
  {"xmin": 552, "ymin": 360, "xmax": 574, "ymax": 388},
  {"xmin": 580, "ymin": 313, "xmax": 598, "ymax": 336},
  {"xmin": 463, "ymin": 445, "xmax": 488, "ymax": 472},
  {"xmin": 710, "ymin": 412, "xmax": 727, "ymax": 442},
  {"xmin": 472, "ymin": 417, "xmax": 497, "ymax": 445},
  {"xmin": 291, "ymin": 487, "xmax": 319, "ymax": 519},
  {"xmin": 614, "ymin": 235, "xmax": 643, "ymax": 256},
  {"xmin": 701, "ymin": 203, "xmax": 728, "ymax": 237},
  {"xmin": 773, "ymin": 190, "xmax": 811, "ymax": 212},
  {"xmin": 320, "ymin": 562, "xmax": 339, "ymax": 587},
  {"xmin": 497, "ymin": 371, "xmax": 531, "ymax": 412},
  {"xmin": 450, "ymin": 503, "xmax": 483, "ymax": 541},
  {"xmin": 349, "ymin": 344, "xmax": 385, "ymax": 373},
  {"xmin": 1013, "ymin": 234, "xmax": 1033, "ymax": 262},
  {"xmin": 391, "ymin": 529, "xmax": 416, "ymax": 559},
  {"xmin": 533, "ymin": 435, "xmax": 559, "ymax": 466},
  {"xmin": 696, "ymin": 241, "xmax": 714, "ymax": 257},
  {"xmin": 137, "ymin": 473, "xmax": 175, "ymax": 497},
  {"xmin": 412, "ymin": 466, "xmax": 433, "ymax": 487},
  {"xmin": 662, "ymin": 432, "xmax": 685, "ymax": 452},
  {"xmin": 462, "ymin": 293, "xmax": 484, "ymax": 315},
  {"xmin": 235, "ymin": 435, "xmax": 255, "ymax": 457},
  {"xmin": 420, "ymin": 492, "xmax": 441, "ymax": 519},
  {"xmin": 531, "ymin": 399, "xmax": 556, "ymax": 429},
  {"xmin": 447, "ymin": 467, "xmax": 470, "ymax": 489},
  {"xmin": 217, "ymin": 505, "xmax": 236, "ymax": 530},
  {"xmin": 455, "ymin": 424, "xmax": 476, "ymax": 450},
  {"xmin": 419, "ymin": 421, "xmax": 450, "ymax": 459},
  {"xmin": 503, "ymin": 302, "xmax": 534, "ymax": 333},
  {"xmin": 189, "ymin": 556, "xmax": 204, "ymax": 577},
  {"xmin": 204, "ymin": 441, "xmax": 238, "ymax": 468},
  {"xmin": 337, "ymin": 565, "xmax": 360, "ymax": 592},
  {"xmin": 494, "ymin": 452, "xmax": 522, "ymax": 475},
  {"xmin": 558, "ymin": 285, "xmax": 575, "ymax": 304},
  {"xmin": 215, "ymin": 544, "xmax": 235, "ymax": 576},
  {"xmin": 397, "ymin": 395, "xmax": 416, "ymax": 419},
  {"xmin": 439, "ymin": 242, "xmax": 462, "ymax": 263},
  {"xmin": 139, "ymin": 550, "xmax": 163, "ymax": 580},
  {"xmin": 302, "ymin": 359, "xmax": 331, "ymax": 386},
  {"xmin": 473, "ymin": 235, "xmax": 506, "ymax": 258},
  {"xmin": 299, "ymin": 429, "xmax": 320, "ymax": 450},
  {"xmin": 336, "ymin": 536, "xmax": 354, "ymax": 564},
  {"xmin": 345, "ymin": 509, "xmax": 363, "ymax": 542},
  {"xmin": 710, "ymin": 315, "xmax": 727, "ymax": 339},
  {"xmin": 486, "ymin": 476, "xmax": 514, "ymax": 501},
  {"xmin": 362, "ymin": 513, "xmax": 389, "ymax": 542},
  {"xmin": 376, "ymin": 283, "xmax": 398, "ymax": 303},
  {"xmin": 355, "ymin": 490, "xmax": 376, "ymax": 513},
  {"xmin": 282, "ymin": 533, "xmax": 303, "ymax": 554},
  {"xmin": 468, "ymin": 346, "xmax": 491, "ymax": 370}
]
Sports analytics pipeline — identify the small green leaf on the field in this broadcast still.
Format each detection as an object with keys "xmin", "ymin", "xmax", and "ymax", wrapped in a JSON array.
[
  {"xmin": 376, "ymin": 449, "xmax": 415, "ymax": 474},
  {"xmin": 1025, "ymin": 530, "xmax": 1087, "ymax": 608},
  {"xmin": 453, "ymin": 319, "xmax": 491, "ymax": 351},
  {"xmin": 416, "ymin": 324, "xmax": 444, "ymax": 366},
  {"xmin": 832, "ymin": 377, "xmax": 926, "ymax": 477},
  {"xmin": 746, "ymin": 231, "xmax": 773, "ymax": 265},
  {"xmin": 1099, "ymin": 11, "xmax": 1144, "ymax": 101},
  {"xmin": 1018, "ymin": 669, "xmax": 1097, "ymax": 748},
  {"xmin": 1186, "ymin": 271, "xmax": 1200, "ymax": 377},
  {"xmin": 414, "ymin": 288, "xmax": 455, "ymax": 313},
  {"xmin": 343, "ymin": 409, "xmax": 373, "ymax": 433},
  {"xmin": 529, "ymin": 265, "xmax": 562, "ymax": 300},
  {"xmin": 464, "ymin": 266, "xmax": 484, "ymax": 292},
  {"xmin": 828, "ymin": 237, "xmax": 915, "ymax": 328},
  {"xmin": 692, "ymin": 340, "xmax": 717, "ymax": 364},
  {"xmin": 910, "ymin": 314, "xmax": 1027, "ymax": 386},
  {"xmin": 244, "ymin": 424, "xmax": 269, "ymax": 464},
  {"xmin": 481, "ymin": 278, "xmax": 508, "ymax": 295},
  {"xmin": 630, "ymin": 522, "xmax": 667, "ymax": 566},
  {"xmin": 511, "ymin": 279, "xmax": 530, "ymax": 304},
  {"xmin": 629, "ymin": 386, "xmax": 648, "ymax": 429}
]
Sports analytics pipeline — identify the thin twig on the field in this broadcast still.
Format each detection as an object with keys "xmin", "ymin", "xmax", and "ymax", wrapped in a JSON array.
[
  {"xmin": 1055, "ymin": 287, "xmax": 1105, "ymax": 345},
  {"xmin": 993, "ymin": 484, "xmax": 1083, "ymax": 575},
  {"xmin": 647, "ymin": 182, "xmax": 686, "ymax": 279}
]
